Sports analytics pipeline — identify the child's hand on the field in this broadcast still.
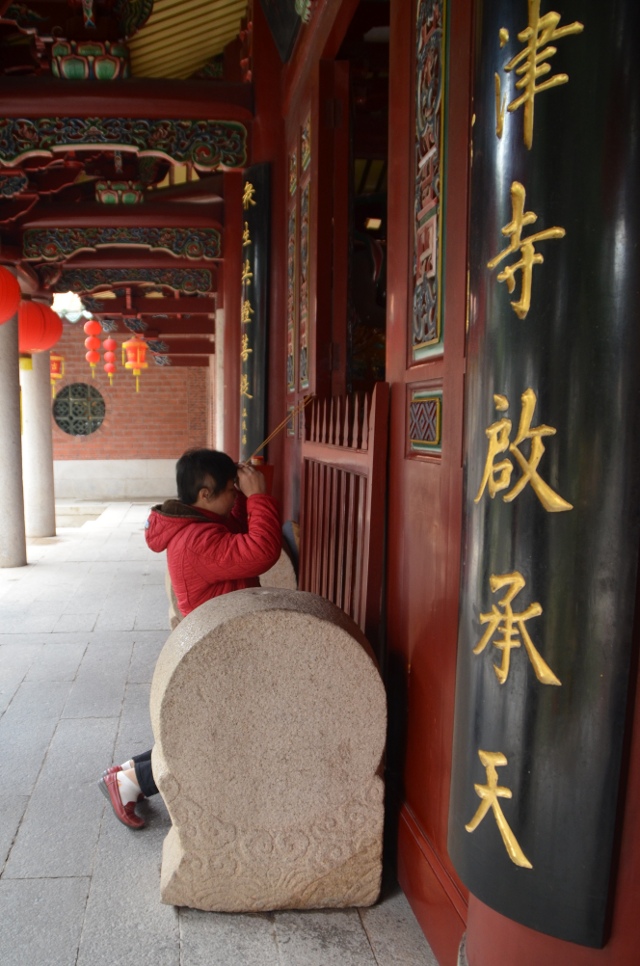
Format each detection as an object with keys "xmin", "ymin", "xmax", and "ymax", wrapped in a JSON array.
[{"xmin": 236, "ymin": 463, "xmax": 266, "ymax": 496}]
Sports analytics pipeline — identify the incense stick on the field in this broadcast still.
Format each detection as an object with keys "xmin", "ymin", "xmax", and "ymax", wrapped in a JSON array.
[{"xmin": 248, "ymin": 394, "xmax": 314, "ymax": 461}]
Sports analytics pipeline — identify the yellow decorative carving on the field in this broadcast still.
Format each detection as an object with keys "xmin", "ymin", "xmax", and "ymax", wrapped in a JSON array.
[
  {"xmin": 240, "ymin": 333, "xmax": 253, "ymax": 362},
  {"xmin": 475, "ymin": 571, "xmax": 560, "ymax": 685},
  {"xmin": 498, "ymin": 0, "xmax": 584, "ymax": 149},
  {"xmin": 241, "ymin": 259, "xmax": 253, "ymax": 286},
  {"xmin": 240, "ymin": 374, "xmax": 253, "ymax": 399},
  {"xmin": 242, "ymin": 182, "xmax": 257, "ymax": 209},
  {"xmin": 488, "ymin": 181, "xmax": 565, "ymax": 319},
  {"xmin": 241, "ymin": 299, "xmax": 254, "ymax": 324},
  {"xmin": 475, "ymin": 388, "xmax": 573, "ymax": 512},
  {"xmin": 466, "ymin": 750, "xmax": 533, "ymax": 869},
  {"xmin": 242, "ymin": 222, "xmax": 252, "ymax": 248},
  {"xmin": 495, "ymin": 73, "xmax": 506, "ymax": 138}
]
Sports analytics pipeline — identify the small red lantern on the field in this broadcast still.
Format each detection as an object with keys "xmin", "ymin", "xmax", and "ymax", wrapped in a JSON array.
[
  {"xmin": 84, "ymin": 335, "xmax": 101, "ymax": 351},
  {"xmin": 0, "ymin": 267, "xmax": 21, "ymax": 324},
  {"xmin": 86, "ymin": 349, "xmax": 100, "ymax": 377},
  {"xmin": 50, "ymin": 352, "xmax": 64, "ymax": 397},
  {"xmin": 123, "ymin": 334, "xmax": 148, "ymax": 392},
  {"xmin": 84, "ymin": 318, "xmax": 101, "ymax": 336},
  {"xmin": 103, "ymin": 336, "xmax": 117, "ymax": 386},
  {"xmin": 18, "ymin": 301, "xmax": 63, "ymax": 353}
]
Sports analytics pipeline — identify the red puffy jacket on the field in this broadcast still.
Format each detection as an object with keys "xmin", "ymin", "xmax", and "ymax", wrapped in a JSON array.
[{"xmin": 145, "ymin": 492, "xmax": 282, "ymax": 616}]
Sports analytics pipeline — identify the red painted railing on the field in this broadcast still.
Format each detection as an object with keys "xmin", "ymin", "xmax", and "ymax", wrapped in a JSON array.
[{"xmin": 299, "ymin": 382, "xmax": 389, "ymax": 656}]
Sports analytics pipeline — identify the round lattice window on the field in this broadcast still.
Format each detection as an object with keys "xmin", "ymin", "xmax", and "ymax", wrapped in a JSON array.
[{"xmin": 52, "ymin": 383, "xmax": 105, "ymax": 436}]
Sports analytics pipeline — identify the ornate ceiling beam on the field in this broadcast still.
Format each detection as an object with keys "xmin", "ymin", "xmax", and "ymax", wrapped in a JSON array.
[
  {"xmin": 154, "ymin": 356, "xmax": 211, "ymax": 368},
  {"xmin": 0, "ymin": 116, "xmax": 248, "ymax": 171},
  {"xmin": 0, "ymin": 77, "xmax": 253, "ymax": 121},
  {"xmin": 83, "ymin": 295, "xmax": 216, "ymax": 316},
  {"xmin": 21, "ymin": 202, "xmax": 224, "ymax": 227},
  {"xmin": 23, "ymin": 226, "xmax": 222, "ymax": 262},
  {"xmin": 41, "ymin": 265, "xmax": 215, "ymax": 295}
]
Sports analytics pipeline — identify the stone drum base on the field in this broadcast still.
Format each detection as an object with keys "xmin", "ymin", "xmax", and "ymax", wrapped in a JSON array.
[{"xmin": 150, "ymin": 587, "xmax": 387, "ymax": 913}]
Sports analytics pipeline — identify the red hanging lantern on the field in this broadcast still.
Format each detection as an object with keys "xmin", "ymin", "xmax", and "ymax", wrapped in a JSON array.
[
  {"xmin": 18, "ymin": 301, "xmax": 63, "ymax": 353},
  {"xmin": 0, "ymin": 267, "xmax": 21, "ymax": 324},
  {"xmin": 103, "ymin": 336, "xmax": 117, "ymax": 386},
  {"xmin": 83, "ymin": 318, "xmax": 101, "ymax": 336},
  {"xmin": 84, "ymin": 335, "xmax": 101, "ymax": 351},
  {"xmin": 122, "ymin": 334, "xmax": 148, "ymax": 392},
  {"xmin": 86, "ymin": 349, "xmax": 100, "ymax": 377},
  {"xmin": 50, "ymin": 352, "xmax": 64, "ymax": 398}
]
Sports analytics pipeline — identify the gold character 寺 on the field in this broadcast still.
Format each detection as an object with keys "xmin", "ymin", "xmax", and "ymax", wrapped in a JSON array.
[
  {"xmin": 475, "ymin": 389, "xmax": 573, "ymax": 512},
  {"xmin": 475, "ymin": 571, "xmax": 560, "ymax": 685},
  {"xmin": 466, "ymin": 750, "xmax": 533, "ymax": 869},
  {"xmin": 488, "ymin": 181, "xmax": 565, "ymax": 320},
  {"xmin": 495, "ymin": 0, "xmax": 584, "ymax": 148}
]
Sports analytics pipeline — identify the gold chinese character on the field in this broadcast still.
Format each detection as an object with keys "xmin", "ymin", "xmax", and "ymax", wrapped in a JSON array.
[
  {"xmin": 488, "ymin": 182, "xmax": 565, "ymax": 319},
  {"xmin": 243, "ymin": 181, "xmax": 256, "ymax": 209},
  {"xmin": 495, "ymin": 1, "xmax": 584, "ymax": 148},
  {"xmin": 242, "ymin": 419, "xmax": 247, "ymax": 430},
  {"xmin": 242, "ymin": 408, "xmax": 248, "ymax": 418},
  {"xmin": 241, "ymin": 299, "xmax": 254, "ymax": 324},
  {"xmin": 240, "ymin": 332, "xmax": 253, "ymax": 362},
  {"xmin": 242, "ymin": 221, "xmax": 252, "ymax": 248},
  {"xmin": 475, "ymin": 389, "xmax": 572, "ymax": 512},
  {"xmin": 241, "ymin": 259, "xmax": 253, "ymax": 286},
  {"xmin": 240, "ymin": 374, "xmax": 253, "ymax": 399},
  {"xmin": 475, "ymin": 571, "xmax": 560, "ymax": 685},
  {"xmin": 466, "ymin": 750, "xmax": 532, "ymax": 869},
  {"xmin": 242, "ymin": 434, "xmax": 247, "ymax": 444}
]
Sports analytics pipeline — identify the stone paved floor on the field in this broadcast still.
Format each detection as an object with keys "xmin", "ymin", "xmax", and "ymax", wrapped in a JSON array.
[{"xmin": 0, "ymin": 503, "xmax": 437, "ymax": 966}]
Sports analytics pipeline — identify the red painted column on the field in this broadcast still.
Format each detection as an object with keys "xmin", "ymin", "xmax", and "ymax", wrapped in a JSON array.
[{"xmin": 220, "ymin": 170, "xmax": 243, "ymax": 460}]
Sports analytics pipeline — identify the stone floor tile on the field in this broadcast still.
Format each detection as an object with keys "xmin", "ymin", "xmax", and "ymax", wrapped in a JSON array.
[
  {"xmin": 0, "ymin": 641, "xmax": 44, "ymax": 670},
  {"xmin": 274, "ymin": 909, "xmax": 377, "ymax": 966},
  {"xmin": 180, "ymin": 909, "xmax": 281, "ymax": 966},
  {"xmin": 76, "ymin": 811, "xmax": 178, "ymax": 966},
  {"xmin": 0, "ymin": 793, "xmax": 29, "ymax": 868},
  {"xmin": 359, "ymin": 886, "xmax": 439, "ymax": 965},
  {"xmin": 128, "ymin": 634, "xmax": 168, "ymax": 684},
  {"xmin": 54, "ymin": 613, "xmax": 99, "ymax": 632},
  {"xmin": 0, "ymin": 715, "xmax": 58, "ymax": 795},
  {"xmin": 0, "ymin": 877, "xmax": 89, "ymax": 966},
  {"xmin": 3, "ymin": 678, "xmax": 73, "ymax": 720},
  {"xmin": 3, "ymin": 717, "xmax": 118, "ymax": 878},
  {"xmin": 112, "ymin": 683, "xmax": 155, "ymax": 763},
  {"xmin": 0, "ymin": 668, "xmax": 26, "ymax": 715},
  {"xmin": 24, "ymin": 642, "xmax": 87, "ymax": 682}
]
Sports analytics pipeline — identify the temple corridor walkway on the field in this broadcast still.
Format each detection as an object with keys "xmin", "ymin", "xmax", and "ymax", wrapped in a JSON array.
[{"xmin": 0, "ymin": 503, "xmax": 436, "ymax": 966}]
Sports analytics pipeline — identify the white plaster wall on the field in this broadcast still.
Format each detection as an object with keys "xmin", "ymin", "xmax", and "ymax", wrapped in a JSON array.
[{"xmin": 54, "ymin": 459, "xmax": 177, "ymax": 501}]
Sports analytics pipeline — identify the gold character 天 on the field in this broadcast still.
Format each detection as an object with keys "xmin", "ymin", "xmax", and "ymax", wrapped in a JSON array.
[
  {"xmin": 488, "ymin": 181, "xmax": 565, "ymax": 320},
  {"xmin": 466, "ymin": 750, "xmax": 533, "ymax": 869},
  {"xmin": 475, "ymin": 571, "xmax": 560, "ymax": 685},
  {"xmin": 475, "ymin": 389, "xmax": 573, "ymax": 512},
  {"xmin": 495, "ymin": 0, "xmax": 584, "ymax": 148}
]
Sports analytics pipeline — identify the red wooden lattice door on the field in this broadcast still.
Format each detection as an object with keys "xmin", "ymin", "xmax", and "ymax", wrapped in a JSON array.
[{"xmin": 298, "ymin": 382, "xmax": 389, "ymax": 656}]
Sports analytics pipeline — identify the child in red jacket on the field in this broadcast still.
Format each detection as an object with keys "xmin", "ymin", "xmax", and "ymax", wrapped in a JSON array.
[{"xmin": 99, "ymin": 448, "xmax": 282, "ymax": 829}]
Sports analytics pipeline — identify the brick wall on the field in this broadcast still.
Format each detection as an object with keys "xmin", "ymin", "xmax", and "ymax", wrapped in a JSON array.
[{"xmin": 51, "ymin": 321, "xmax": 208, "ymax": 460}]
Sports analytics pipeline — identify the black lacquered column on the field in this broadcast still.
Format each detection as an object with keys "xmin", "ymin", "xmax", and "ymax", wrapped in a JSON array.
[{"xmin": 448, "ymin": 0, "xmax": 640, "ymax": 947}]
